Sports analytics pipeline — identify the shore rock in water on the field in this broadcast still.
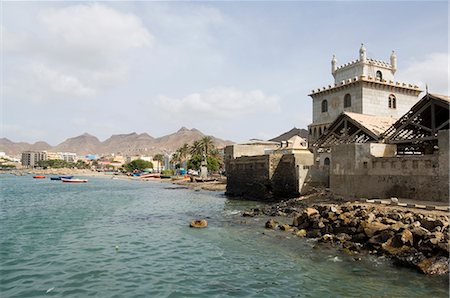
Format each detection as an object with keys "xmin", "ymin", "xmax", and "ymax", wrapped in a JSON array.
[
  {"xmin": 418, "ymin": 257, "xmax": 449, "ymax": 275},
  {"xmin": 190, "ymin": 219, "xmax": 208, "ymax": 228},
  {"xmin": 296, "ymin": 229, "xmax": 307, "ymax": 237},
  {"xmin": 265, "ymin": 219, "xmax": 278, "ymax": 229},
  {"xmin": 280, "ymin": 224, "xmax": 291, "ymax": 231}
]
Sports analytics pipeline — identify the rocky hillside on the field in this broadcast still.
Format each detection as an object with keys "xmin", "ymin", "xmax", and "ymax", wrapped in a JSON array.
[{"xmin": 1, "ymin": 128, "xmax": 234, "ymax": 156}]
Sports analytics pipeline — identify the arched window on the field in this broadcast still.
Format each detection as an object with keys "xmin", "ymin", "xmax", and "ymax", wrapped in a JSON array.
[
  {"xmin": 376, "ymin": 71, "xmax": 383, "ymax": 81},
  {"xmin": 321, "ymin": 100, "xmax": 328, "ymax": 113},
  {"xmin": 388, "ymin": 94, "xmax": 396, "ymax": 109},
  {"xmin": 344, "ymin": 94, "xmax": 351, "ymax": 108},
  {"xmin": 324, "ymin": 157, "xmax": 330, "ymax": 166},
  {"xmin": 313, "ymin": 127, "xmax": 317, "ymax": 138}
]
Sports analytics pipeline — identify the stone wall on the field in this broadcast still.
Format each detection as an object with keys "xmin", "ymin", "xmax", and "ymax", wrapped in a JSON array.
[
  {"xmin": 226, "ymin": 152, "xmax": 314, "ymax": 200},
  {"xmin": 224, "ymin": 143, "xmax": 280, "ymax": 173},
  {"xmin": 330, "ymin": 130, "xmax": 449, "ymax": 202}
]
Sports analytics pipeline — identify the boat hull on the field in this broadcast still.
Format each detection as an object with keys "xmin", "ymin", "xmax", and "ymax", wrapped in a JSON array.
[{"xmin": 61, "ymin": 178, "xmax": 88, "ymax": 183}]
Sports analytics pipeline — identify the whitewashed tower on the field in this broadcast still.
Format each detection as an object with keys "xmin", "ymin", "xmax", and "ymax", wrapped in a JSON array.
[{"xmin": 308, "ymin": 44, "xmax": 422, "ymax": 144}]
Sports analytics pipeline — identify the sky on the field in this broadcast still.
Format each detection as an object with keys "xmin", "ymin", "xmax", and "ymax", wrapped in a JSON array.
[{"xmin": 2, "ymin": 1, "xmax": 449, "ymax": 145}]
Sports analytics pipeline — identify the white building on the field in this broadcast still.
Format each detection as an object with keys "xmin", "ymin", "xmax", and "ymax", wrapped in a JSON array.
[{"xmin": 308, "ymin": 44, "xmax": 422, "ymax": 144}]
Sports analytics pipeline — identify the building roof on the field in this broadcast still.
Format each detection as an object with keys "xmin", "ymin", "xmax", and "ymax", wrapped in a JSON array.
[
  {"xmin": 383, "ymin": 93, "xmax": 450, "ymax": 147},
  {"xmin": 343, "ymin": 112, "xmax": 397, "ymax": 137},
  {"xmin": 313, "ymin": 112, "xmax": 397, "ymax": 148}
]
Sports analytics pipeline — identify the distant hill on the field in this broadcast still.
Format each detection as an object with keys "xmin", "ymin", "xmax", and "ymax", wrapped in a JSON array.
[
  {"xmin": 0, "ymin": 138, "xmax": 52, "ymax": 156},
  {"xmin": 0, "ymin": 128, "xmax": 234, "ymax": 157},
  {"xmin": 53, "ymin": 133, "xmax": 103, "ymax": 155},
  {"xmin": 269, "ymin": 127, "xmax": 309, "ymax": 142}
]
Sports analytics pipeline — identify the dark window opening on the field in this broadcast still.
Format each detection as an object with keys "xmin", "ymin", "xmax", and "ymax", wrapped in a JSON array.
[
  {"xmin": 344, "ymin": 94, "xmax": 351, "ymax": 108},
  {"xmin": 321, "ymin": 100, "xmax": 328, "ymax": 113}
]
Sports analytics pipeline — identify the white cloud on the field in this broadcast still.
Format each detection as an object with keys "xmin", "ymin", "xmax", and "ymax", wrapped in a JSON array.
[
  {"xmin": 38, "ymin": 4, "xmax": 153, "ymax": 57},
  {"xmin": 3, "ymin": 3, "xmax": 153, "ymax": 102},
  {"xmin": 398, "ymin": 53, "xmax": 449, "ymax": 95},
  {"xmin": 154, "ymin": 87, "xmax": 281, "ymax": 120}
]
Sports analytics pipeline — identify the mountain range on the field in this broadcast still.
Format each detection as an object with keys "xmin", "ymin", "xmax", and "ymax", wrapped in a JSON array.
[{"xmin": 0, "ymin": 127, "xmax": 234, "ymax": 157}]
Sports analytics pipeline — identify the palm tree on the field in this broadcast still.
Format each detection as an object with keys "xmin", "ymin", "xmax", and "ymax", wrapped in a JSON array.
[
  {"xmin": 153, "ymin": 153, "xmax": 164, "ymax": 173},
  {"xmin": 200, "ymin": 136, "xmax": 214, "ymax": 156},
  {"xmin": 190, "ymin": 140, "xmax": 203, "ymax": 156},
  {"xmin": 177, "ymin": 143, "xmax": 190, "ymax": 171}
]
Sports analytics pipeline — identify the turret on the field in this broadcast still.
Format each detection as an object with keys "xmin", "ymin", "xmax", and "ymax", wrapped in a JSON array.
[
  {"xmin": 359, "ymin": 43, "xmax": 366, "ymax": 62},
  {"xmin": 331, "ymin": 55, "xmax": 337, "ymax": 75},
  {"xmin": 390, "ymin": 50, "xmax": 397, "ymax": 73}
]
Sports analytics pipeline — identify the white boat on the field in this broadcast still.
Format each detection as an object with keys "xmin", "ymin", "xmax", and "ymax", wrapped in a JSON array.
[{"xmin": 61, "ymin": 178, "xmax": 88, "ymax": 183}]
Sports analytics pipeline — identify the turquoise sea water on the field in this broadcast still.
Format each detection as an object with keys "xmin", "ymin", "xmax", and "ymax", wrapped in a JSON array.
[{"xmin": 0, "ymin": 175, "xmax": 448, "ymax": 297}]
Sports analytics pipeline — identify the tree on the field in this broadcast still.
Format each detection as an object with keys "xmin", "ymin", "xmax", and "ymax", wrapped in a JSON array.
[
  {"xmin": 153, "ymin": 154, "xmax": 164, "ymax": 173},
  {"xmin": 176, "ymin": 143, "xmax": 190, "ymax": 170},
  {"xmin": 123, "ymin": 159, "xmax": 153, "ymax": 172}
]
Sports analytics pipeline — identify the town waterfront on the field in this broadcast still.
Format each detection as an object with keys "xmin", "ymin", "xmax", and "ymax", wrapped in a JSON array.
[{"xmin": 0, "ymin": 175, "xmax": 448, "ymax": 297}]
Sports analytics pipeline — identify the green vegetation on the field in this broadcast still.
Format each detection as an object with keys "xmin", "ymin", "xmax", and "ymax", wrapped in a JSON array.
[
  {"xmin": 37, "ymin": 159, "xmax": 89, "ymax": 169},
  {"xmin": 153, "ymin": 154, "xmax": 164, "ymax": 172},
  {"xmin": 161, "ymin": 169, "xmax": 175, "ymax": 176},
  {"xmin": 123, "ymin": 159, "xmax": 153, "ymax": 172},
  {"xmin": 174, "ymin": 136, "xmax": 222, "ymax": 173}
]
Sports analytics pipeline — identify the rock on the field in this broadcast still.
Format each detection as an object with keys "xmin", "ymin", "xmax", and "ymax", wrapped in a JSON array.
[
  {"xmin": 242, "ymin": 211, "xmax": 254, "ymax": 217},
  {"xmin": 306, "ymin": 229, "xmax": 322, "ymax": 238},
  {"xmin": 390, "ymin": 197, "xmax": 399, "ymax": 204},
  {"xmin": 265, "ymin": 219, "xmax": 278, "ymax": 229},
  {"xmin": 362, "ymin": 221, "xmax": 390, "ymax": 238},
  {"xmin": 390, "ymin": 221, "xmax": 406, "ymax": 231},
  {"xmin": 368, "ymin": 230, "xmax": 394, "ymax": 246},
  {"xmin": 304, "ymin": 207, "xmax": 319, "ymax": 217},
  {"xmin": 392, "ymin": 249, "xmax": 426, "ymax": 268},
  {"xmin": 320, "ymin": 234, "xmax": 334, "ymax": 242},
  {"xmin": 351, "ymin": 233, "xmax": 368, "ymax": 243},
  {"xmin": 417, "ymin": 257, "xmax": 449, "ymax": 275},
  {"xmin": 280, "ymin": 224, "xmax": 291, "ymax": 231},
  {"xmin": 411, "ymin": 226, "xmax": 431, "ymax": 239},
  {"xmin": 420, "ymin": 217, "xmax": 443, "ymax": 231},
  {"xmin": 189, "ymin": 219, "xmax": 208, "ymax": 228},
  {"xmin": 382, "ymin": 238, "xmax": 413, "ymax": 255},
  {"xmin": 381, "ymin": 218, "xmax": 398, "ymax": 225},
  {"xmin": 296, "ymin": 229, "xmax": 307, "ymax": 237},
  {"xmin": 336, "ymin": 233, "xmax": 352, "ymax": 242},
  {"xmin": 292, "ymin": 214, "xmax": 306, "ymax": 227},
  {"xmin": 400, "ymin": 229, "xmax": 414, "ymax": 246}
]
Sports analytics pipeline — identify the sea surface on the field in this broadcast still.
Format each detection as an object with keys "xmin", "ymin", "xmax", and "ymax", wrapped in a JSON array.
[{"xmin": 0, "ymin": 175, "xmax": 448, "ymax": 297}]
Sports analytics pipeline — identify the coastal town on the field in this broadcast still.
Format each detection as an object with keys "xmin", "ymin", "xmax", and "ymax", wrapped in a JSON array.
[{"xmin": 2, "ymin": 45, "xmax": 449, "ymax": 276}]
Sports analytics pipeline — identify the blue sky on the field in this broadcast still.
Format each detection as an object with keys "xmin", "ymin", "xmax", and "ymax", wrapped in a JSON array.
[{"xmin": 2, "ymin": 1, "xmax": 449, "ymax": 145}]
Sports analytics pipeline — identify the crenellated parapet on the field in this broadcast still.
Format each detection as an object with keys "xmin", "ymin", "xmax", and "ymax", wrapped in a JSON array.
[{"xmin": 309, "ymin": 75, "xmax": 421, "ymax": 97}]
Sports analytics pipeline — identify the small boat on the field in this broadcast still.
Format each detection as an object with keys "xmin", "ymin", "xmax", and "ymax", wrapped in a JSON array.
[
  {"xmin": 140, "ymin": 173, "xmax": 160, "ymax": 179},
  {"xmin": 50, "ymin": 175, "xmax": 74, "ymax": 181},
  {"xmin": 33, "ymin": 175, "xmax": 46, "ymax": 179},
  {"xmin": 61, "ymin": 178, "xmax": 88, "ymax": 183}
]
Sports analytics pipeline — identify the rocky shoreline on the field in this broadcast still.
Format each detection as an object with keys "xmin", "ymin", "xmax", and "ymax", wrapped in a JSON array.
[{"xmin": 243, "ymin": 192, "xmax": 449, "ymax": 276}]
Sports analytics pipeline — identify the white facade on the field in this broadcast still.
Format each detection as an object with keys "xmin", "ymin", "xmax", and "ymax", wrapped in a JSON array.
[{"xmin": 308, "ymin": 44, "xmax": 422, "ymax": 143}]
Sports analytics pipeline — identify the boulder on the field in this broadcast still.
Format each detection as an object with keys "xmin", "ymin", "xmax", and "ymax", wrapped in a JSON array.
[
  {"xmin": 392, "ymin": 249, "xmax": 426, "ymax": 268},
  {"xmin": 368, "ymin": 230, "xmax": 395, "ymax": 246},
  {"xmin": 336, "ymin": 233, "xmax": 352, "ymax": 242},
  {"xmin": 242, "ymin": 211, "xmax": 254, "ymax": 217},
  {"xmin": 265, "ymin": 219, "xmax": 278, "ymax": 229},
  {"xmin": 306, "ymin": 229, "xmax": 322, "ymax": 238},
  {"xmin": 296, "ymin": 229, "xmax": 307, "ymax": 237},
  {"xmin": 304, "ymin": 207, "xmax": 319, "ymax": 217},
  {"xmin": 280, "ymin": 224, "xmax": 291, "ymax": 231},
  {"xmin": 400, "ymin": 229, "xmax": 414, "ymax": 246},
  {"xmin": 362, "ymin": 221, "xmax": 390, "ymax": 238},
  {"xmin": 417, "ymin": 257, "xmax": 449, "ymax": 275},
  {"xmin": 420, "ymin": 217, "xmax": 443, "ymax": 231}
]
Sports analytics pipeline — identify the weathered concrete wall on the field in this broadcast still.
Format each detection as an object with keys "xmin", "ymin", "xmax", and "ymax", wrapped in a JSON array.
[
  {"xmin": 224, "ymin": 143, "xmax": 280, "ymax": 173},
  {"xmin": 330, "ymin": 132, "xmax": 449, "ymax": 202},
  {"xmin": 226, "ymin": 152, "xmax": 314, "ymax": 200}
]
